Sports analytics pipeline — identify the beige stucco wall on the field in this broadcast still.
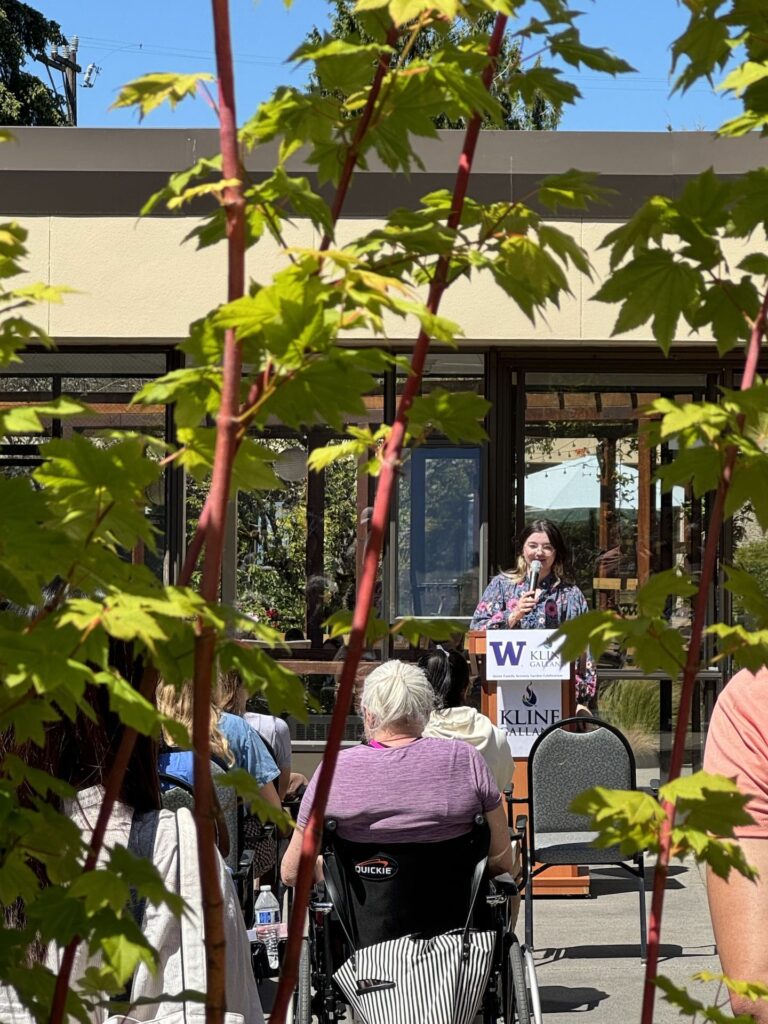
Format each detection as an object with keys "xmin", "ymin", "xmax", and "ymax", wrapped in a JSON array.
[{"xmin": 14, "ymin": 212, "xmax": 759, "ymax": 347}]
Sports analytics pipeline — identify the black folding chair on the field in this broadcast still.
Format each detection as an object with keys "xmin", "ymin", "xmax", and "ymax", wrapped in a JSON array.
[{"xmin": 525, "ymin": 716, "xmax": 648, "ymax": 960}]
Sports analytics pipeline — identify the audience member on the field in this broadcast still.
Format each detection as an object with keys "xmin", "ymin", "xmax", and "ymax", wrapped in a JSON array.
[
  {"xmin": 281, "ymin": 660, "xmax": 516, "ymax": 887},
  {"xmin": 421, "ymin": 645, "xmax": 514, "ymax": 792},
  {"xmin": 157, "ymin": 680, "xmax": 281, "ymax": 815},
  {"xmin": 0, "ymin": 643, "xmax": 263, "ymax": 1024},
  {"xmin": 216, "ymin": 671, "xmax": 309, "ymax": 805},
  {"xmin": 704, "ymin": 665, "xmax": 768, "ymax": 1023}
]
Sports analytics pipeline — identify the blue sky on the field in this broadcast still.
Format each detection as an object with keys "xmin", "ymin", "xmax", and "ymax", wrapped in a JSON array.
[{"xmin": 35, "ymin": 0, "xmax": 737, "ymax": 132}]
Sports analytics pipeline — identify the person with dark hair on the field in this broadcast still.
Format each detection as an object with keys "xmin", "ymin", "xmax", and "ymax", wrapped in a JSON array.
[
  {"xmin": 470, "ymin": 519, "xmax": 597, "ymax": 710},
  {"xmin": 283, "ymin": 627, "xmax": 306, "ymax": 643},
  {"xmin": 0, "ymin": 636, "xmax": 264, "ymax": 1024},
  {"xmin": 421, "ymin": 646, "xmax": 513, "ymax": 792}
]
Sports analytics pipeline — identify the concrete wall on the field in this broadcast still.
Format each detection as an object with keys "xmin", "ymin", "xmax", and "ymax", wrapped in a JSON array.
[
  {"xmin": 13, "ymin": 212, "xmax": 760, "ymax": 348},
  {"xmin": 3, "ymin": 128, "xmax": 765, "ymax": 348}
]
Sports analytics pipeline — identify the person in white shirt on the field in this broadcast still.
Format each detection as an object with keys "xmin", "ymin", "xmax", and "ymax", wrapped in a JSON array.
[
  {"xmin": 421, "ymin": 645, "xmax": 514, "ymax": 793},
  {"xmin": 0, "ymin": 643, "xmax": 263, "ymax": 1024}
]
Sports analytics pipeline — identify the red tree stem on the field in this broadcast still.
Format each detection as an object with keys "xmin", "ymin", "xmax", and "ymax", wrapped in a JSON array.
[
  {"xmin": 179, "ymin": 504, "xmax": 209, "ymax": 587},
  {"xmin": 640, "ymin": 285, "xmax": 768, "ymax": 1024},
  {"xmin": 319, "ymin": 29, "xmax": 398, "ymax": 253},
  {"xmin": 180, "ymin": 28, "xmax": 399, "ymax": 581},
  {"xmin": 269, "ymin": 16, "xmax": 508, "ymax": 1023},
  {"xmin": 190, "ymin": 4, "xmax": 248, "ymax": 1023}
]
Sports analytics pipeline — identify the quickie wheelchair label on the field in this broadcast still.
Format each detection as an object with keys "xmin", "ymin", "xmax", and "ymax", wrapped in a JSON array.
[{"xmin": 354, "ymin": 855, "xmax": 399, "ymax": 879}]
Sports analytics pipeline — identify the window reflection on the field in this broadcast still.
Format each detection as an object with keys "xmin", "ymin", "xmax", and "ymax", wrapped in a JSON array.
[{"xmin": 397, "ymin": 447, "xmax": 481, "ymax": 617}]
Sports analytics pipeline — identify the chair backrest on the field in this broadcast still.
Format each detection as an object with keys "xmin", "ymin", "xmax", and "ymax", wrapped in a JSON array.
[
  {"xmin": 528, "ymin": 717, "xmax": 636, "ymax": 841},
  {"xmin": 322, "ymin": 817, "xmax": 490, "ymax": 951},
  {"xmin": 159, "ymin": 759, "xmax": 241, "ymax": 872}
]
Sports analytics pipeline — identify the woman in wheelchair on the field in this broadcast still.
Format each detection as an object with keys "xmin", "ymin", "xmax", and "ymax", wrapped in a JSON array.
[
  {"xmin": 281, "ymin": 659, "xmax": 517, "ymax": 888},
  {"xmin": 281, "ymin": 661, "xmax": 532, "ymax": 1024}
]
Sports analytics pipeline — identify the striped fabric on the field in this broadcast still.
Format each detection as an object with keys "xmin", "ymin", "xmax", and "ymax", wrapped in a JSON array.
[{"xmin": 333, "ymin": 929, "xmax": 496, "ymax": 1024}]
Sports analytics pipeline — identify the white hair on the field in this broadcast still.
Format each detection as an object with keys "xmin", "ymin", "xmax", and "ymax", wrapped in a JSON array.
[{"xmin": 360, "ymin": 661, "xmax": 435, "ymax": 738}]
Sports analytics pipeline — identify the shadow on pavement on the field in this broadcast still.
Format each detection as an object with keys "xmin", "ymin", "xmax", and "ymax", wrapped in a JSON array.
[
  {"xmin": 588, "ymin": 863, "xmax": 686, "ymax": 896},
  {"xmin": 537, "ymin": 942, "xmax": 698, "ymax": 962},
  {"xmin": 538, "ymin": 984, "xmax": 610, "ymax": 1013}
]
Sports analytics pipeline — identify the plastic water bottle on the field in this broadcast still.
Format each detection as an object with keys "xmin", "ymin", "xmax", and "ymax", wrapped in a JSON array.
[{"xmin": 254, "ymin": 885, "xmax": 280, "ymax": 969}]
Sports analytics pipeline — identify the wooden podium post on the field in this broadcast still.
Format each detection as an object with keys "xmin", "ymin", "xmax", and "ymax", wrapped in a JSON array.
[{"xmin": 468, "ymin": 629, "xmax": 590, "ymax": 897}]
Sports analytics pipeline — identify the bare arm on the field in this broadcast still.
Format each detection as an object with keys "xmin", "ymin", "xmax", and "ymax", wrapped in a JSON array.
[
  {"xmin": 259, "ymin": 779, "xmax": 293, "ymax": 838},
  {"xmin": 276, "ymin": 766, "xmax": 291, "ymax": 801},
  {"xmin": 259, "ymin": 779, "xmax": 281, "ymax": 810},
  {"xmin": 281, "ymin": 826, "xmax": 304, "ymax": 887},
  {"xmin": 708, "ymin": 839, "xmax": 768, "ymax": 1023},
  {"xmin": 486, "ymin": 802, "xmax": 516, "ymax": 877}
]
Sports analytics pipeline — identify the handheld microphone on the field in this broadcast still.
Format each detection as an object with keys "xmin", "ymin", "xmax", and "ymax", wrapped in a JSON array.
[{"xmin": 528, "ymin": 559, "xmax": 542, "ymax": 593}]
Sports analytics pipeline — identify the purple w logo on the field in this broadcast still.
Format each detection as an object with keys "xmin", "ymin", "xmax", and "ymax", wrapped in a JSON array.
[{"xmin": 489, "ymin": 640, "xmax": 526, "ymax": 666}]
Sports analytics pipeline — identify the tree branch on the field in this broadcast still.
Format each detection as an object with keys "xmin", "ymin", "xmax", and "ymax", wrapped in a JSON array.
[
  {"xmin": 269, "ymin": 14, "xmax": 509, "ymax": 1022},
  {"xmin": 320, "ymin": 27, "xmax": 399, "ymax": 253},
  {"xmin": 640, "ymin": 284, "xmax": 768, "ymax": 1024},
  {"xmin": 180, "ymin": 26, "xmax": 398, "ymax": 582},
  {"xmin": 190, "ymin": 4, "xmax": 248, "ymax": 1023}
]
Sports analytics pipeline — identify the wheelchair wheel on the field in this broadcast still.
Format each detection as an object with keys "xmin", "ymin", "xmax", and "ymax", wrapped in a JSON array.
[
  {"xmin": 293, "ymin": 937, "xmax": 311, "ymax": 1024},
  {"xmin": 505, "ymin": 936, "xmax": 531, "ymax": 1024}
]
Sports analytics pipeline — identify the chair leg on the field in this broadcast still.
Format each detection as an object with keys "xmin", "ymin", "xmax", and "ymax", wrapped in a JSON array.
[
  {"xmin": 525, "ymin": 879, "xmax": 534, "ymax": 950},
  {"xmin": 637, "ymin": 854, "xmax": 647, "ymax": 962}
]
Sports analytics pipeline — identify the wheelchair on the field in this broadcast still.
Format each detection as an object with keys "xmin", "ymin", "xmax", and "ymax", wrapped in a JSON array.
[{"xmin": 295, "ymin": 791, "xmax": 541, "ymax": 1024}]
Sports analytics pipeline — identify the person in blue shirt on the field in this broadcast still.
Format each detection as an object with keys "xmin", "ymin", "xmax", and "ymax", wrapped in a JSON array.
[{"xmin": 156, "ymin": 682, "xmax": 281, "ymax": 811}]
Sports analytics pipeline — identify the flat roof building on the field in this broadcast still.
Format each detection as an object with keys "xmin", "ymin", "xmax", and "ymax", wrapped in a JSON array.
[{"xmin": 1, "ymin": 127, "xmax": 760, "ymax": 765}]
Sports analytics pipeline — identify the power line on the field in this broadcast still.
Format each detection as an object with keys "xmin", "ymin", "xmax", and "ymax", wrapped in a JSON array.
[
  {"xmin": 73, "ymin": 34, "xmax": 724, "ymax": 93},
  {"xmin": 76, "ymin": 34, "xmax": 284, "ymax": 67}
]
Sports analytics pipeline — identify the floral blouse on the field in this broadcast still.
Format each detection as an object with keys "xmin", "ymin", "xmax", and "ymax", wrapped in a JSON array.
[{"xmin": 470, "ymin": 573, "xmax": 597, "ymax": 704}]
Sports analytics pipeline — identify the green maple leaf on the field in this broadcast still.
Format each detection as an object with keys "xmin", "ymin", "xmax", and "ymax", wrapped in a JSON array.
[
  {"xmin": 593, "ymin": 250, "xmax": 702, "ymax": 352},
  {"xmin": 112, "ymin": 73, "xmax": 213, "ymax": 120}
]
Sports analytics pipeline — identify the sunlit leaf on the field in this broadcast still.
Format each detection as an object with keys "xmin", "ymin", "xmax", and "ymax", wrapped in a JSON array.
[{"xmin": 112, "ymin": 73, "xmax": 214, "ymax": 119}]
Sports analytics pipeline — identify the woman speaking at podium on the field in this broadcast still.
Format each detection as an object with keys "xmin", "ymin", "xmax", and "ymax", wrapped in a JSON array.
[{"xmin": 470, "ymin": 519, "xmax": 597, "ymax": 712}]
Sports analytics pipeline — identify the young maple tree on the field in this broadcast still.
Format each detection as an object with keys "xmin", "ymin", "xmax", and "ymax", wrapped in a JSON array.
[{"xmin": 0, "ymin": 1, "xmax": 766, "ymax": 1024}]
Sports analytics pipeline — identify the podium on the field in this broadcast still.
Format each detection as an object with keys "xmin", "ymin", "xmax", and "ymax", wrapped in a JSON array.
[{"xmin": 468, "ymin": 629, "xmax": 590, "ymax": 896}]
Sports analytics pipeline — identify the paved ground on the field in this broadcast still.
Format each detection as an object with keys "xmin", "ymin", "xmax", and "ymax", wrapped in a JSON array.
[{"xmin": 530, "ymin": 857, "xmax": 728, "ymax": 1023}]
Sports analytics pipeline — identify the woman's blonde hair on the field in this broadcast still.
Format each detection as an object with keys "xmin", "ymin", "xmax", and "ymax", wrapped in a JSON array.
[
  {"xmin": 360, "ymin": 661, "xmax": 435, "ymax": 739},
  {"xmin": 156, "ymin": 681, "xmax": 234, "ymax": 766},
  {"xmin": 215, "ymin": 669, "xmax": 245, "ymax": 715}
]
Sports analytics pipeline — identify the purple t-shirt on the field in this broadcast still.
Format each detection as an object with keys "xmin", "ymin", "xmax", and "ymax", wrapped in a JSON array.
[{"xmin": 296, "ymin": 737, "xmax": 501, "ymax": 843}]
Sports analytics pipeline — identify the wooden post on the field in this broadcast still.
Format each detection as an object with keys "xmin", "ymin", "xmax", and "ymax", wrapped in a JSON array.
[
  {"xmin": 637, "ymin": 430, "xmax": 652, "ymax": 584},
  {"xmin": 597, "ymin": 438, "xmax": 617, "ymax": 611}
]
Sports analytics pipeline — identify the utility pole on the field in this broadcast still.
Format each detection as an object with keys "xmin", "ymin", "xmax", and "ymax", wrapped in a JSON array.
[{"xmin": 36, "ymin": 36, "xmax": 80, "ymax": 126}]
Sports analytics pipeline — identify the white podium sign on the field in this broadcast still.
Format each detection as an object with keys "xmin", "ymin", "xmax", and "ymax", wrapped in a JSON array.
[
  {"xmin": 485, "ymin": 629, "xmax": 569, "ymax": 681},
  {"xmin": 497, "ymin": 678, "xmax": 564, "ymax": 756},
  {"xmin": 485, "ymin": 630, "xmax": 569, "ymax": 756}
]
